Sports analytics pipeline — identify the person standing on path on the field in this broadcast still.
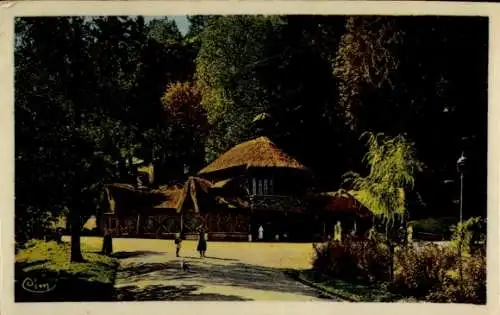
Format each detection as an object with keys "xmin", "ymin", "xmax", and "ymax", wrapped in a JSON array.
[
  {"xmin": 175, "ymin": 233, "xmax": 182, "ymax": 257},
  {"xmin": 197, "ymin": 231, "xmax": 207, "ymax": 258},
  {"xmin": 258, "ymin": 225, "xmax": 264, "ymax": 241}
]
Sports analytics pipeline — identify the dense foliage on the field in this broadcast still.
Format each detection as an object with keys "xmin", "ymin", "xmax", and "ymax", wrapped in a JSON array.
[
  {"xmin": 313, "ymin": 237, "xmax": 391, "ymax": 282},
  {"xmin": 15, "ymin": 15, "xmax": 487, "ymax": 262},
  {"xmin": 343, "ymin": 132, "xmax": 423, "ymax": 281},
  {"xmin": 344, "ymin": 132, "xmax": 423, "ymax": 232},
  {"xmin": 394, "ymin": 242, "xmax": 486, "ymax": 304},
  {"xmin": 313, "ymin": 216, "xmax": 486, "ymax": 304},
  {"xmin": 393, "ymin": 244, "xmax": 457, "ymax": 298}
]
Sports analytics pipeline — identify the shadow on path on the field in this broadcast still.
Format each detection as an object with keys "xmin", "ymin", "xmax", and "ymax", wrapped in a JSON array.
[
  {"xmin": 204, "ymin": 256, "xmax": 239, "ymax": 262},
  {"xmin": 116, "ymin": 283, "xmax": 252, "ymax": 301},
  {"xmin": 177, "ymin": 255, "xmax": 238, "ymax": 262},
  {"xmin": 115, "ymin": 256, "xmax": 330, "ymax": 300},
  {"xmin": 111, "ymin": 251, "xmax": 165, "ymax": 259}
]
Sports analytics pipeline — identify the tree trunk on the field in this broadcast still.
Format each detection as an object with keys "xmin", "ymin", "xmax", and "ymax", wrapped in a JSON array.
[
  {"xmin": 180, "ymin": 211, "xmax": 184, "ymax": 235},
  {"xmin": 70, "ymin": 211, "xmax": 85, "ymax": 262},
  {"xmin": 101, "ymin": 230, "xmax": 113, "ymax": 256},
  {"xmin": 136, "ymin": 213, "xmax": 141, "ymax": 235},
  {"xmin": 401, "ymin": 212, "xmax": 409, "ymax": 247},
  {"xmin": 389, "ymin": 242, "xmax": 395, "ymax": 282}
]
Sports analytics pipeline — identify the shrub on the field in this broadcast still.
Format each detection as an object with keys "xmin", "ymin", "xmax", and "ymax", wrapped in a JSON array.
[
  {"xmin": 313, "ymin": 237, "xmax": 391, "ymax": 282},
  {"xmin": 393, "ymin": 241, "xmax": 486, "ymax": 304},
  {"xmin": 449, "ymin": 217, "xmax": 486, "ymax": 257},
  {"xmin": 460, "ymin": 254, "xmax": 486, "ymax": 303},
  {"xmin": 313, "ymin": 240, "xmax": 358, "ymax": 280},
  {"xmin": 314, "ymin": 230, "xmax": 486, "ymax": 304},
  {"xmin": 426, "ymin": 254, "xmax": 486, "ymax": 304},
  {"xmin": 351, "ymin": 238, "xmax": 391, "ymax": 282},
  {"xmin": 392, "ymin": 243, "xmax": 456, "ymax": 298}
]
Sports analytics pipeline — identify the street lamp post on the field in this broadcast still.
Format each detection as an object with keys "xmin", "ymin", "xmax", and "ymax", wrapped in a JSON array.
[
  {"xmin": 459, "ymin": 171, "xmax": 463, "ymax": 224},
  {"xmin": 456, "ymin": 151, "xmax": 467, "ymax": 287},
  {"xmin": 456, "ymin": 152, "xmax": 467, "ymax": 224}
]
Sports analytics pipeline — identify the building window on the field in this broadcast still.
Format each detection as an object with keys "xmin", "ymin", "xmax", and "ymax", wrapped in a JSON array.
[{"xmin": 251, "ymin": 178, "xmax": 275, "ymax": 196}]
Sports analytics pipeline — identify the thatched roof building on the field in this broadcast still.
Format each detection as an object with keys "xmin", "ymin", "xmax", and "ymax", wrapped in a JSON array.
[
  {"xmin": 311, "ymin": 190, "xmax": 373, "ymax": 219},
  {"xmin": 175, "ymin": 176, "xmax": 250, "ymax": 214},
  {"xmin": 102, "ymin": 136, "xmax": 375, "ymax": 241},
  {"xmin": 198, "ymin": 136, "xmax": 310, "ymax": 178},
  {"xmin": 176, "ymin": 176, "xmax": 215, "ymax": 213},
  {"xmin": 152, "ymin": 185, "xmax": 184, "ymax": 210},
  {"xmin": 105, "ymin": 183, "xmax": 183, "ymax": 215}
]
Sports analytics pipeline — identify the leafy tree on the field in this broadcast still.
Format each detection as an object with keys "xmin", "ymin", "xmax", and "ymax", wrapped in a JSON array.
[
  {"xmin": 343, "ymin": 132, "xmax": 423, "ymax": 281},
  {"xmin": 194, "ymin": 15, "xmax": 346, "ymax": 180},
  {"xmin": 15, "ymin": 15, "xmax": 196, "ymax": 261},
  {"xmin": 195, "ymin": 15, "xmax": 285, "ymax": 161},
  {"xmin": 333, "ymin": 16, "xmax": 488, "ymax": 219},
  {"xmin": 15, "ymin": 16, "xmax": 98, "ymax": 261},
  {"xmin": 148, "ymin": 17, "xmax": 182, "ymax": 44},
  {"xmin": 256, "ymin": 15, "xmax": 346, "ymax": 188},
  {"xmin": 185, "ymin": 15, "xmax": 216, "ymax": 45},
  {"xmin": 333, "ymin": 17, "xmax": 404, "ymax": 132},
  {"xmin": 161, "ymin": 81, "xmax": 208, "ymax": 178}
]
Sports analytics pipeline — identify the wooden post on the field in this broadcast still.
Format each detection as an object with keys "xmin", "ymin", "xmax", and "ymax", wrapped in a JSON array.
[
  {"xmin": 136, "ymin": 213, "xmax": 141, "ymax": 235},
  {"xmin": 117, "ymin": 217, "xmax": 121, "ymax": 236},
  {"xmin": 180, "ymin": 211, "xmax": 184, "ymax": 235},
  {"xmin": 248, "ymin": 223, "xmax": 252, "ymax": 242}
]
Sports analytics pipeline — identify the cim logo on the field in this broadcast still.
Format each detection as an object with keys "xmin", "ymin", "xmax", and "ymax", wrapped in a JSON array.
[{"xmin": 21, "ymin": 276, "xmax": 57, "ymax": 294}]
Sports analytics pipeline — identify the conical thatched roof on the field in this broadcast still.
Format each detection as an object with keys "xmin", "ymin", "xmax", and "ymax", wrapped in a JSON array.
[
  {"xmin": 176, "ymin": 176, "xmax": 251, "ymax": 214},
  {"xmin": 199, "ymin": 136, "xmax": 309, "ymax": 175},
  {"xmin": 176, "ymin": 176, "xmax": 215, "ymax": 213}
]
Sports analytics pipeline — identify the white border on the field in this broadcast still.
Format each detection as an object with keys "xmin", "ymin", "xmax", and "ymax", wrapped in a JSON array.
[{"xmin": 1, "ymin": 2, "xmax": 499, "ymax": 315}]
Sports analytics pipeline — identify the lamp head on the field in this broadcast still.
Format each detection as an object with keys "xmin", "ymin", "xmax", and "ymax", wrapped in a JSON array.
[{"xmin": 457, "ymin": 152, "xmax": 467, "ymax": 172}]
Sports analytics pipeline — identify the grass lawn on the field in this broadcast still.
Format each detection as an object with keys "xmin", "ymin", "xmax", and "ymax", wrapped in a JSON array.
[
  {"xmin": 15, "ymin": 239, "xmax": 119, "ymax": 302},
  {"xmin": 293, "ymin": 270, "xmax": 406, "ymax": 302}
]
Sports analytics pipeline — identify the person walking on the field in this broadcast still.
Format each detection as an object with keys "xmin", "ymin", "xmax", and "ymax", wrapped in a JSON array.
[
  {"xmin": 258, "ymin": 225, "xmax": 264, "ymax": 241},
  {"xmin": 197, "ymin": 231, "xmax": 207, "ymax": 258},
  {"xmin": 174, "ymin": 233, "xmax": 182, "ymax": 257}
]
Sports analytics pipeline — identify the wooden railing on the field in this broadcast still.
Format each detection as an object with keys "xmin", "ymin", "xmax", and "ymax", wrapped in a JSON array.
[
  {"xmin": 249, "ymin": 195, "xmax": 307, "ymax": 213},
  {"xmin": 103, "ymin": 211, "xmax": 251, "ymax": 237}
]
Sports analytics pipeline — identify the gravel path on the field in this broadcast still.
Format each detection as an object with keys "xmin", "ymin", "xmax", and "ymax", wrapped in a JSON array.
[{"xmin": 96, "ymin": 238, "xmax": 335, "ymax": 301}]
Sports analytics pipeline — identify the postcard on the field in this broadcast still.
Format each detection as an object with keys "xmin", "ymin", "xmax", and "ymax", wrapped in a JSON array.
[{"xmin": 1, "ymin": 1, "xmax": 499, "ymax": 315}]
